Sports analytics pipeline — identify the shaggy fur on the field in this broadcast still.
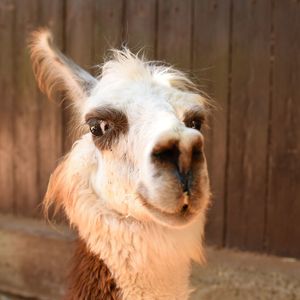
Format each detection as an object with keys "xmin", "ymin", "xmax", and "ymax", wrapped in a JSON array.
[
  {"xmin": 65, "ymin": 240, "xmax": 121, "ymax": 300},
  {"xmin": 29, "ymin": 29, "xmax": 211, "ymax": 300}
]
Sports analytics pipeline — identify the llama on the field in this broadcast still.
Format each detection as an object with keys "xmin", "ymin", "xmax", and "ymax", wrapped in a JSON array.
[{"xmin": 29, "ymin": 29, "xmax": 211, "ymax": 300}]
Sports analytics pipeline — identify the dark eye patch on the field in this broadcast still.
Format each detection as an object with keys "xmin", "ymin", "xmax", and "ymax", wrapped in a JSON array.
[
  {"xmin": 85, "ymin": 106, "xmax": 128, "ymax": 150},
  {"xmin": 183, "ymin": 106, "xmax": 206, "ymax": 132}
]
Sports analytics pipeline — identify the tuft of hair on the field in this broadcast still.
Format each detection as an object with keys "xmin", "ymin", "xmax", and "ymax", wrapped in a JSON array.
[
  {"xmin": 98, "ymin": 48, "xmax": 211, "ymax": 105},
  {"xmin": 43, "ymin": 155, "xmax": 68, "ymax": 221}
]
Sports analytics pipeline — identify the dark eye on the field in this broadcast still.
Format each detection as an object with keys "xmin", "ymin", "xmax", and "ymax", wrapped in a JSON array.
[
  {"xmin": 88, "ymin": 119, "xmax": 110, "ymax": 137},
  {"xmin": 190, "ymin": 119, "xmax": 202, "ymax": 131}
]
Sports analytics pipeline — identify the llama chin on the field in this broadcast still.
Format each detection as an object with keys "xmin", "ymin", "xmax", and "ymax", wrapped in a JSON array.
[{"xmin": 29, "ymin": 28, "xmax": 211, "ymax": 300}]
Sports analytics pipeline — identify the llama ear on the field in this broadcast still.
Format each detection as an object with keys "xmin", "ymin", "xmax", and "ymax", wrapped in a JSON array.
[{"xmin": 28, "ymin": 29, "xmax": 97, "ymax": 108}]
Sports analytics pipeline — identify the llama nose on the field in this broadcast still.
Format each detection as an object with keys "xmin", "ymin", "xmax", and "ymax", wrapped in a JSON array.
[
  {"xmin": 151, "ymin": 133, "xmax": 203, "ymax": 190},
  {"xmin": 176, "ymin": 169, "xmax": 192, "ymax": 194}
]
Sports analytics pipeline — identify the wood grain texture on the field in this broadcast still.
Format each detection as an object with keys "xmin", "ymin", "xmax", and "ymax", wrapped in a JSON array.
[
  {"xmin": 12, "ymin": 0, "xmax": 65, "ymax": 217},
  {"xmin": 64, "ymin": 0, "xmax": 96, "ymax": 151},
  {"xmin": 0, "ymin": 0, "xmax": 15, "ymax": 213},
  {"xmin": 65, "ymin": 0, "xmax": 95, "ymax": 70},
  {"xmin": 37, "ymin": 0, "xmax": 64, "ymax": 209},
  {"xmin": 94, "ymin": 0, "xmax": 124, "ymax": 64},
  {"xmin": 266, "ymin": 0, "xmax": 300, "ymax": 258},
  {"xmin": 14, "ymin": 0, "xmax": 40, "ymax": 217},
  {"xmin": 192, "ymin": 0, "xmax": 230, "ymax": 246},
  {"xmin": 225, "ymin": 0, "xmax": 271, "ymax": 252},
  {"xmin": 157, "ymin": 0, "xmax": 192, "ymax": 69},
  {"xmin": 125, "ymin": 0, "xmax": 157, "ymax": 59}
]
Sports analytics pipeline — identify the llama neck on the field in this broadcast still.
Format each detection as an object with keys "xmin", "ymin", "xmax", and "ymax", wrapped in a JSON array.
[
  {"xmin": 65, "ymin": 240, "xmax": 121, "ymax": 300},
  {"xmin": 75, "ymin": 213, "xmax": 205, "ymax": 300}
]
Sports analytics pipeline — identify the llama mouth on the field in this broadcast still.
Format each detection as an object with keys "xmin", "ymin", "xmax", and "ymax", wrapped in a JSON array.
[{"xmin": 137, "ymin": 192, "xmax": 197, "ymax": 227}]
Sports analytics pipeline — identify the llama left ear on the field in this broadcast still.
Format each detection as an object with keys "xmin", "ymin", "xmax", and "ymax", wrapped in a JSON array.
[{"xmin": 28, "ymin": 28, "xmax": 97, "ymax": 109}]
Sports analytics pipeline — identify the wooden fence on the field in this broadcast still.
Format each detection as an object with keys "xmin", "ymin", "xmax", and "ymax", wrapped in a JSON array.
[{"xmin": 0, "ymin": 0, "xmax": 299, "ymax": 259}]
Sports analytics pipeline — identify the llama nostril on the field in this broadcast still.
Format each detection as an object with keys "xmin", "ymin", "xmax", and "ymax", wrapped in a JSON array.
[{"xmin": 152, "ymin": 143, "xmax": 180, "ymax": 167}]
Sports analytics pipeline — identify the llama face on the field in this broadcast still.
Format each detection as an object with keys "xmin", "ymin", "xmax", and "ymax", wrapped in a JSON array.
[
  {"xmin": 83, "ymin": 71, "xmax": 210, "ymax": 227},
  {"xmin": 29, "ymin": 30, "xmax": 210, "ymax": 228}
]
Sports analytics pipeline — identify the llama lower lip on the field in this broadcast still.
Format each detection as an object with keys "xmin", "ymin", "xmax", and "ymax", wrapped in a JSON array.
[{"xmin": 137, "ymin": 192, "xmax": 196, "ymax": 227}]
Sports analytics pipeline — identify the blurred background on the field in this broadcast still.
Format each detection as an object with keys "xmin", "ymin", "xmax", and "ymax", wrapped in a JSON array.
[{"xmin": 0, "ymin": 0, "xmax": 299, "ymax": 299}]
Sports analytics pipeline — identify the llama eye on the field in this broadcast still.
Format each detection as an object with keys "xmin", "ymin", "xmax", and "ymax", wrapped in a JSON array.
[
  {"xmin": 88, "ymin": 119, "xmax": 110, "ymax": 136},
  {"xmin": 190, "ymin": 119, "xmax": 202, "ymax": 131}
]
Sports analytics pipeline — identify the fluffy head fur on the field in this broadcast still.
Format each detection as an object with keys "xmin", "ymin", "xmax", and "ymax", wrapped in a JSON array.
[{"xmin": 29, "ymin": 29, "xmax": 211, "ymax": 300}]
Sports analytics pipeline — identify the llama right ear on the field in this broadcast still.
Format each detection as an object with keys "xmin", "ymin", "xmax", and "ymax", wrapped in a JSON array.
[{"xmin": 28, "ymin": 29, "xmax": 97, "ymax": 108}]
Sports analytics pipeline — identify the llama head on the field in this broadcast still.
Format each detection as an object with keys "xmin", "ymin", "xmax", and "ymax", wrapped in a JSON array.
[{"xmin": 29, "ymin": 29, "xmax": 211, "ymax": 229}]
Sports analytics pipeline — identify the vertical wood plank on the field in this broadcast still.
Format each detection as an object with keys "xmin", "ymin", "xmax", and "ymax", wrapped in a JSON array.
[
  {"xmin": 226, "ymin": 0, "xmax": 271, "ymax": 251},
  {"xmin": 192, "ymin": 0, "xmax": 230, "ymax": 246},
  {"xmin": 64, "ymin": 0, "xmax": 96, "ymax": 150},
  {"xmin": 66, "ymin": 0, "xmax": 95, "ymax": 69},
  {"xmin": 0, "ymin": 0, "xmax": 15, "ymax": 213},
  {"xmin": 12, "ymin": 0, "xmax": 65, "ymax": 217},
  {"xmin": 14, "ymin": 0, "xmax": 40, "ymax": 216},
  {"xmin": 157, "ymin": 0, "xmax": 192, "ymax": 69},
  {"xmin": 37, "ymin": 1, "xmax": 64, "ymax": 206},
  {"xmin": 94, "ymin": 0, "xmax": 124, "ymax": 63},
  {"xmin": 125, "ymin": 0, "xmax": 157, "ymax": 59},
  {"xmin": 266, "ymin": 0, "xmax": 300, "ymax": 258}
]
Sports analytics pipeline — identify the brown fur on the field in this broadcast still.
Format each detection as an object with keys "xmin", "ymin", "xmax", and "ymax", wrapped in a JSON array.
[{"xmin": 65, "ymin": 239, "xmax": 122, "ymax": 300}]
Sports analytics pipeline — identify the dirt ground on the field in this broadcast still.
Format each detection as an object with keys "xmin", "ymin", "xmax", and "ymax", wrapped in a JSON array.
[{"xmin": 191, "ymin": 248, "xmax": 300, "ymax": 300}]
